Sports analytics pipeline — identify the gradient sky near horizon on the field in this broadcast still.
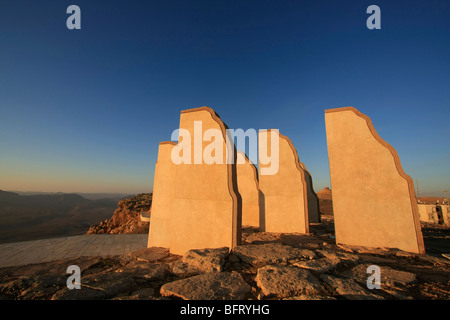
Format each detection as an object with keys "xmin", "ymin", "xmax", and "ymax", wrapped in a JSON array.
[{"xmin": 0, "ymin": 0, "xmax": 449, "ymax": 196}]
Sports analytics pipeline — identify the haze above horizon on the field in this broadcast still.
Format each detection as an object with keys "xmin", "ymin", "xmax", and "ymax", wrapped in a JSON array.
[{"xmin": 1, "ymin": 1, "xmax": 449, "ymax": 197}]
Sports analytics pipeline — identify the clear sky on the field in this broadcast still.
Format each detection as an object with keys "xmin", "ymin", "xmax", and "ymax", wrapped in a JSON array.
[{"xmin": 0, "ymin": 0, "xmax": 449, "ymax": 196}]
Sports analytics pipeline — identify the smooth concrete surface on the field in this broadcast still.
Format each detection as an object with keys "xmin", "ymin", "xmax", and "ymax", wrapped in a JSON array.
[
  {"xmin": 0, "ymin": 234, "xmax": 148, "ymax": 268},
  {"xmin": 167, "ymin": 107, "xmax": 240, "ymax": 255},
  {"xmin": 441, "ymin": 205, "xmax": 450, "ymax": 225},
  {"xmin": 258, "ymin": 130, "xmax": 309, "ymax": 233},
  {"xmin": 147, "ymin": 141, "xmax": 177, "ymax": 248},
  {"xmin": 325, "ymin": 107, "xmax": 425, "ymax": 254},
  {"xmin": 236, "ymin": 151, "xmax": 260, "ymax": 228},
  {"xmin": 299, "ymin": 162, "xmax": 320, "ymax": 224}
]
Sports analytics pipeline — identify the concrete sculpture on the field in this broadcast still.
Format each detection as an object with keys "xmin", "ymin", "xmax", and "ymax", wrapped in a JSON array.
[
  {"xmin": 148, "ymin": 107, "xmax": 241, "ymax": 255},
  {"xmin": 418, "ymin": 204, "xmax": 449, "ymax": 225},
  {"xmin": 236, "ymin": 151, "xmax": 260, "ymax": 228},
  {"xmin": 325, "ymin": 107, "xmax": 425, "ymax": 254},
  {"xmin": 258, "ymin": 129, "xmax": 310, "ymax": 233},
  {"xmin": 299, "ymin": 162, "xmax": 321, "ymax": 224},
  {"xmin": 147, "ymin": 141, "xmax": 177, "ymax": 248}
]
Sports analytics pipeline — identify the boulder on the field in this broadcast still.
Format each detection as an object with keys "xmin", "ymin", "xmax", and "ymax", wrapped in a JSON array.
[
  {"xmin": 232, "ymin": 243, "xmax": 315, "ymax": 266},
  {"xmin": 292, "ymin": 258, "xmax": 340, "ymax": 273},
  {"xmin": 339, "ymin": 264, "xmax": 417, "ymax": 288},
  {"xmin": 160, "ymin": 272, "xmax": 251, "ymax": 300},
  {"xmin": 116, "ymin": 261, "xmax": 171, "ymax": 282},
  {"xmin": 255, "ymin": 265, "xmax": 322, "ymax": 298},
  {"xmin": 52, "ymin": 272, "xmax": 138, "ymax": 300},
  {"xmin": 317, "ymin": 249, "xmax": 360, "ymax": 264},
  {"xmin": 320, "ymin": 274, "xmax": 382, "ymax": 300},
  {"xmin": 184, "ymin": 247, "xmax": 228, "ymax": 272},
  {"xmin": 128, "ymin": 247, "xmax": 170, "ymax": 263},
  {"xmin": 140, "ymin": 264, "xmax": 171, "ymax": 281},
  {"xmin": 172, "ymin": 247, "xmax": 229, "ymax": 275},
  {"xmin": 416, "ymin": 254, "xmax": 450, "ymax": 266}
]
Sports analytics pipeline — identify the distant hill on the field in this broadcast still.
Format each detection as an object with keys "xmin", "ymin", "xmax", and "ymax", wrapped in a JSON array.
[
  {"xmin": 317, "ymin": 187, "xmax": 333, "ymax": 216},
  {"xmin": 0, "ymin": 190, "xmax": 119, "ymax": 243},
  {"xmin": 317, "ymin": 187, "xmax": 332, "ymax": 200},
  {"xmin": 10, "ymin": 191, "xmax": 131, "ymax": 201}
]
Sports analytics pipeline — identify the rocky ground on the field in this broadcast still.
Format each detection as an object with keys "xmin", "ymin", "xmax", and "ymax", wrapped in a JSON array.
[
  {"xmin": 0, "ymin": 216, "xmax": 449, "ymax": 300},
  {"xmin": 86, "ymin": 193, "xmax": 152, "ymax": 235}
]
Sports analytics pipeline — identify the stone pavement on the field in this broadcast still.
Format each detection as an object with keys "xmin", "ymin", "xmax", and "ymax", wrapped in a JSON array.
[{"xmin": 0, "ymin": 234, "xmax": 148, "ymax": 268}]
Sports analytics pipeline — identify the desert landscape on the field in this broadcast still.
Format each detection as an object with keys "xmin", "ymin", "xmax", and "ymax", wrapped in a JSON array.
[
  {"xmin": 1, "ymin": 105, "xmax": 449, "ymax": 302},
  {"xmin": 0, "ymin": 188, "xmax": 449, "ymax": 301},
  {"xmin": 0, "ymin": 2, "xmax": 448, "ymax": 312},
  {"xmin": 0, "ymin": 190, "xmax": 119, "ymax": 243}
]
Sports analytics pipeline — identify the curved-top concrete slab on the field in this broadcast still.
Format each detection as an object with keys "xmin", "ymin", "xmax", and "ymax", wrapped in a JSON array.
[
  {"xmin": 299, "ymin": 162, "xmax": 320, "ymax": 224},
  {"xmin": 236, "ymin": 151, "xmax": 260, "ymax": 228},
  {"xmin": 325, "ymin": 107, "xmax": 425, "ymax": 254},
  {"xmin": 147, "ymin": 141, "xmax": 177, "ymax": 248},
  {"xmin": 167, "ymin": 107, "xmax": 241, "ymax": 255},
  {"xmin": 258, "ymin": 129, "xmax": 310, "ymax": 233}
]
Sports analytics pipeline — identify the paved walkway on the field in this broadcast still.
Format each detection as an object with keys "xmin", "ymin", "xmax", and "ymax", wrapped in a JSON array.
[{"xmin": 0, "ymin": 234, "xmax": 148, "ymax": 268}]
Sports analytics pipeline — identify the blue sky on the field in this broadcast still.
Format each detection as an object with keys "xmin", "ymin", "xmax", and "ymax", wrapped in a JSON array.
[{"xmin": 0, "ymin": 0, "xmax": 449, "ymax": 196}]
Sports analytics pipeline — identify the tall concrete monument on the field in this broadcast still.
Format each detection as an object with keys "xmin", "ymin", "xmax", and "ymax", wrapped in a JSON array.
[
  {"xmin": 325, "ymin": 107, "xmax": 425, "ymax": 254},
  {"xmin": 258, "ymin": 129, "xmax": 310, "ymax": 233},
  {"xmin": 236, "ymin": 151, "xmax": 260, "ymax": 228},
  {"xmin": 148, "ymin": 107, "xmax": 241, "ymax": 255},
  {"xmin": 147, "ymin": 141, "xmax": 177, "ymax": 249},
  {"xmin": 299, "ymin": 162, "xmax": 321, "ymax": 224}
]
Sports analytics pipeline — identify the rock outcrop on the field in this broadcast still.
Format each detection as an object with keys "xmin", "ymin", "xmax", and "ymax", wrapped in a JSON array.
[
  {"xmin": 87, "ymin": 193, "xmax": 152, "ymax": 234},
  {"xmin": 1, "ymin": 220, "xmax": 450, "ymax": 301},
  {"xmin": 172, "ymin": 247, "xmax": 230, "ymax": 275},
  {"xmin": 160, "ymin": 272, "xmax": 252, "ymax": 300},
  {"xmin": 256, "ymin": 265, "xmax": 323, "ymax": 298},
  {"xmin": 317, "ymin": 187, "xmax": 333, "ymax": 216}
]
